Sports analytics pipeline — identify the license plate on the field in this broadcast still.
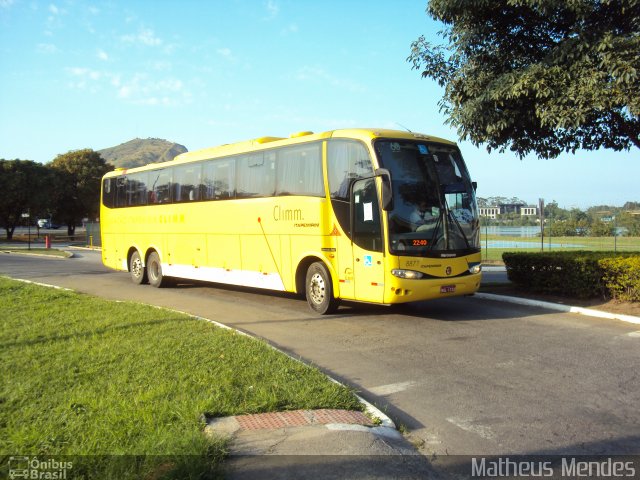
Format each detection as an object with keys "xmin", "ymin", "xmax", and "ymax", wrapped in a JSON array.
[{"xmin": 440, "ymin": 285, "xmax": 456, "ymax": 293}]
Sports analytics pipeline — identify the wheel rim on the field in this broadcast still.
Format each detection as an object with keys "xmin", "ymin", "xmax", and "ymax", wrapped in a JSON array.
[
  {"xmin": 131, "ymin": 257, "xmax": 143, "ymax": 278},
  {"xmin": 149, "ymin": 261, "xmax": 159, "ymax": 280},
  {"xmin": 309, "ymin": 272, "xmax": 326, "ymax": 305}
]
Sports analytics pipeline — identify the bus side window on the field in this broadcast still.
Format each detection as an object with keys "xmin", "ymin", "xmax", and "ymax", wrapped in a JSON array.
[
  {"xmin": 115, "ymin": 176, "xmax": 127, "ymax": 208},
  {"xmin": 127, "ymin": 172, "xmax": 148, "ymax": 206},
  {"xmin": 327, "ymin": 140, "xmax": 373, "ymax": 201},
  {"xmin": 102, "ymin": 178, "xmax": 115, "ymax": 208},
  {"xmin": 202, "ymin": 159, "xmax": 235, "ymax": 200},
  {"xmin": 276, "ymin": 143, "xmax": 323, "ymax": 196},
  {"xmin": 174, "ymin": 165, "xmax": 201, "ymax": 202},
  {"xmin": 237, "ymin": 153, "xmax": 275, "ymax": 198},
  {"xmin": 150, "ymin": 170, "xmax": 172, "ymax": 204}
]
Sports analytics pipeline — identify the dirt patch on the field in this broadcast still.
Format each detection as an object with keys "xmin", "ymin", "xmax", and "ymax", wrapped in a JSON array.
[{"xmin": 480, "ymin": 284, "xmax": 640, "ymax": 318}]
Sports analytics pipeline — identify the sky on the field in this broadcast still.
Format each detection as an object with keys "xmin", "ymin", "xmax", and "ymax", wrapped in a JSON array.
[{"xmin": 1, "ymin": 0, "xmax": 638, "ymax": 210}]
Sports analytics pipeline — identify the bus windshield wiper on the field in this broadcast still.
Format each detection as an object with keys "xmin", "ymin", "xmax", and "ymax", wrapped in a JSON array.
[
  {"xmin": 443, "ymin": 195, "xmax": 470, "ymax": 250},
  {"xmin": 428, "ymin": 211, "xmax": 443, "ymax": 251}
]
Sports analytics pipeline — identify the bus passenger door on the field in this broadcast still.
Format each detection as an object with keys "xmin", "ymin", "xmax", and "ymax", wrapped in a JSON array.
[{"xmin": 351, "ymin": 178, "xmax": 385, "ymax": 303}]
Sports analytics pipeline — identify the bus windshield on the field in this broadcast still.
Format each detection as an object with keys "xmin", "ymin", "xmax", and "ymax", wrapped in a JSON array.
[{"xmin": 375, "ymin": 140, "xmax": 480, "ymax": 257}]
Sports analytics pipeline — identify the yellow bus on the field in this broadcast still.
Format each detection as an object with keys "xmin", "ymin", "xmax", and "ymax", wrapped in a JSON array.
[{"xmin": 100, "ymin": 128, "xmax": 482, "ymax": 314}]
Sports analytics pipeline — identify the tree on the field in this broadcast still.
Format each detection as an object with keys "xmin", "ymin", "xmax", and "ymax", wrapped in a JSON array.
[
  {"xmin": 408, "ymin": 0, "xmax": 640, "ymax": 159},
  {"xmin": 48, "ymin": 149, "xmax": 111, "ymax": 236},
  {"xmin": 544, "ymin": 201, "xmax": 568, "ymax": 221},
  {"xmin": 0, "ymin": 160, "xmax": 51, "ymax": 240},
  {"xmin": 548, "ymin": 220, "xmax": 576, "ymax": 237},
  {"xmin": 590, "ymin": 219, "xmax": 614, "ymax": 237}
]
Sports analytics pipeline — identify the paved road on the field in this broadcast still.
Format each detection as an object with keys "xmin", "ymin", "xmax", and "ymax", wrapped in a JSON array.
[{"xmin": 1, "ymin": 251, "xmax": 639, "ymax": 468}]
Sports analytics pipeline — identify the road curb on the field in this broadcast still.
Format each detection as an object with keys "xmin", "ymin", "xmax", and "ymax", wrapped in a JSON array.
[
  {"xmin": 68, "ymin": 245, "xmax": 101, "ymax": 251},
  {"xmin": 475, "ymin": 292, "xmax": 640, "ymax": 325},
  {"xmin": 0, "ymin": 250, "xmax": 73, "ymax": 259}
]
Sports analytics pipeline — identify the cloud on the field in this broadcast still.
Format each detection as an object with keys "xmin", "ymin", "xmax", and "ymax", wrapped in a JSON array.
[
  {"xmin": 97, "ymin": 49, "xmax": 109, "ymax": 61},
  {"xmin": 295, "ymin": 66, "xmax": 367, "ymax": 93},
  {"xmin": 121, "ymin": 27, "xmax": 162, "ymax": 47},
  {"xmin": 0, "ymin": 0, "xmax": 15, "ymax": 8},
  {"xmin": 116, "ymin": 74, "xmax": 190, "ymax": 106},
  {"xmin": 44, "ymin": 2, "xmax": 65, "ymax": 32},
  {"xmin": 281, "ymin": 23, "xmax": 298, "ymax": 35},
  {"xmin": 37, "ymin": 43, "xmax": 58, "ymax": 54},
  {"xmin": 66, "ymin": 67, "xmax": 102, "ymax": 92},
  {"xmin": 68, "ymin": 67, "xmax": 101, "ymax": 80},
  {"xmin": 216, "ymin": 48, "xmax": 236, "ymax": 62},
  {"xmin": 66, "ymin": 60, "xmax": 191, "ymax": 106},
  {"xmin": 67, "ymin": 67, "xmax": 102, "ymax": 80},
  {"xmin": 149, "ymin": 60, "xmax": 172, "ymax": 71},
  {"xmin": 264, "ymin": 0, "xmax": 278, "ymax": 19}
]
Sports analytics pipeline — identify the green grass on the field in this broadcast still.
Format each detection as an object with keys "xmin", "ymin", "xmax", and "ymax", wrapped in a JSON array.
[
  {"xmin": 0, "ymin": 277, "xmax": 361, "ymax": 479},
  {"xmin": 480, "ymin": 235, "xmax": 640, "ymax": 263}
]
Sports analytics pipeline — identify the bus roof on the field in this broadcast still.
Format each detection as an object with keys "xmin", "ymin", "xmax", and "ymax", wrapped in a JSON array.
[{"xmin": 104, "ymin": 128, "xmax": 457, "ymax": 175}]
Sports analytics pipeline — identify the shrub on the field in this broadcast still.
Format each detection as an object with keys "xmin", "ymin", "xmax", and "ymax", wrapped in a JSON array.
[
  {"xmin": 502, "ymin": 251, "xmax": 640, "ymax": 301},
  {"xmin": 600, "ymin": 257, "xmax": 640, "ymax": 302}
]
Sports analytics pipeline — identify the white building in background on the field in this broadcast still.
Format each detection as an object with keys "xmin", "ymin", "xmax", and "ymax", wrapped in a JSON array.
[
  {"xmin": 520, "ymin": 207, "xmax": 537, "ymax": 216},
  {"xmin": 479, "ymin": 204, "xmax": 538, "ymax": 218},
  {"xmin": 479, "ymin": 207, "xmax": 500, "ymax": 219}
]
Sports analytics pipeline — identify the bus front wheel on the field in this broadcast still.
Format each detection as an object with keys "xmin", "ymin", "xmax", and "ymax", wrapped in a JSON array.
[
  {"xmin": 305, "ymin": 262, "xmax": 339, "ymax": 314},
  {"xmin": 147, "ymin": 251, "xmax": 167, "ymax": 288},
  {"xmin": 129, "ymin": 250, "xmax": 148, "ymax": 285}
]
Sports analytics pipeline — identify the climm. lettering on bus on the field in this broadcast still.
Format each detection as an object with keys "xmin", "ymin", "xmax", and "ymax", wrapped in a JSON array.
[{"xmin": 273, "ymin": 205, "xmax": 303, "ymax": 221}]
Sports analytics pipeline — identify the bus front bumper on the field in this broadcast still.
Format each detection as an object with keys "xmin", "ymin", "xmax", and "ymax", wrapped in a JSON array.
[{"xmin": 384, "ymin": 273, "xmax": 482, "ymax": 304}]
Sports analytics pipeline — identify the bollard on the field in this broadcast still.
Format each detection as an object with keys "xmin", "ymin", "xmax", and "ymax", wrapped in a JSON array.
[{"xmin": 45, "ymin": 235, "xmax": 51, "ymax": 249}]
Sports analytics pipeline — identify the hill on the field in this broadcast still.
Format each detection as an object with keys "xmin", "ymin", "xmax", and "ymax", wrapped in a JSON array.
[{"xmin": 98, "ymin": 138, "xmax": 188, "ymax": 168}]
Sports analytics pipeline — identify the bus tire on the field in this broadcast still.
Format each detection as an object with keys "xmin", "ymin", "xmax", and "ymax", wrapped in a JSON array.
[
  {"xmin": 305, "ymin": 262, "xmax": 339, "ymax": 314},
  {"xmin": 147, "ymin": 251, "xmax": 167, "ymax": 288},
  {"xmin": 129, "ymin": 250, "xmax": 147, "ymax": 285}
]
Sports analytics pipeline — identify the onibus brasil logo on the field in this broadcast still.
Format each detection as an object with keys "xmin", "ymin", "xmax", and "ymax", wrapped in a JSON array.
[{"xmin": 8, "ymin": 456, "xmax": 73, "ymax": 479}]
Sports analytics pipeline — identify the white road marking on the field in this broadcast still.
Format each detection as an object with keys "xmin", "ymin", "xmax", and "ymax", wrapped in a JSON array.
[
  {"xmin": 446, "ymin": 417, "xmax": 495, "ymax": 439},
  {"xmin": 368, "ymin": 380, "xmax": 418, "ymax": 396}
]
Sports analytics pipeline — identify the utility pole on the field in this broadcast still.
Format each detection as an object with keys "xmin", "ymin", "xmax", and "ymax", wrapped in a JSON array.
[{"xmin": 539, "ymin": 198, "xmax": 545, "ymax": 252}]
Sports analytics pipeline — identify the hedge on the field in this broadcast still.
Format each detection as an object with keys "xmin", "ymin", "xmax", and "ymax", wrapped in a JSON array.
[
  {"xmin": 600, "ymin": 256, "xmax": 640, "ymax": 302},
  {"xmin": 502, "ymin": 251, "xmax": 640, "ymax": 301}
]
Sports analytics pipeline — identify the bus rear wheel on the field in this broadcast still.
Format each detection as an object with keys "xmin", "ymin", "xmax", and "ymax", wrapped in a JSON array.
[
  {"xmin": 305, "ymin": 262, "xmax": 339, "ymax": 314},
  {"xmin": 129, "ymin": 250, "xmax": 147, "ymax": 285},
  {"xmin": 147, "ymin": 251, "xmax": 168, "ymax": 288}
]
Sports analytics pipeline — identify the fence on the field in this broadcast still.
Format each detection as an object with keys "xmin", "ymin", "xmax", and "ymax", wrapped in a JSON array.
[{"xmin": 481, "ymin": 226, "xmax": 640, "ymax": 263}]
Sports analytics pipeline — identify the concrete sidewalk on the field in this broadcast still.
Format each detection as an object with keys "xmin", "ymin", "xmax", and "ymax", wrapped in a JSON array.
[{"xmin": 206, "ymin": 409, "xmax": 442, "ymax": 479}]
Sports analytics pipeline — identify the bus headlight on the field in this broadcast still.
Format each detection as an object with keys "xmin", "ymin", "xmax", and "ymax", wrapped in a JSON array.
[
  {"xmin": 391, "ymin": 269, "xmax": 424, "ymax": 279},
  {"xmin": 468, "ymin": 263, "xmax": 482, "ymax": 274}
]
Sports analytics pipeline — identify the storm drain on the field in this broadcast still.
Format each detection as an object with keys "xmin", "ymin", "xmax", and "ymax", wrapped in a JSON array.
[{"xmin": 234, "ymin": 409, "xmax": 374, "ymax": 430}]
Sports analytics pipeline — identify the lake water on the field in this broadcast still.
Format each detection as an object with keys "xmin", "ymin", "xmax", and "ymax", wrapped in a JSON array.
[
  {"xmin": 482, "ymin": 226, "xmax": 584, "ymax": 249},
  {"xmin": 486, "ymin": 240, "xmax": 584, "ymax": 249},
  {"xmin": 484, "ymin": 226, "xmax": 541, "ymax": 237}
]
